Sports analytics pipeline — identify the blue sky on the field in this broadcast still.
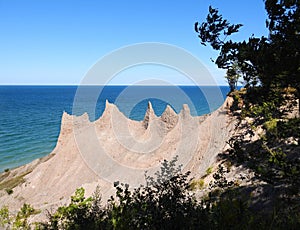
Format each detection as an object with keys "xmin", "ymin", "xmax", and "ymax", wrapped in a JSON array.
[{"xmin": 0, "ymin": 0, "xmax": 268, "ymax": 85}]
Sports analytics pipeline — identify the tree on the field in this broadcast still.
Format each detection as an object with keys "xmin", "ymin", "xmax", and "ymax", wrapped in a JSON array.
[
  {"xmin": 196, "ymin": 2, "xmax": 300, "ymax": 226},
  {"xmin": 264, "ymin": 0, "xmax": 300, "ymax": 101},
  {"xmin": 225, "ymin": 61, "xmax": 241, "ymax": 92},
  {"xmin": 195, "ymin": 0, "xmax": 300, "ymax": 108}
]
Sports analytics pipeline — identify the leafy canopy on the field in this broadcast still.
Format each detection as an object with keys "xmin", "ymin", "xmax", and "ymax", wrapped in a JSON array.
[{"xmin": 195, "ymin": 0, "xmax": 300, "ymax": 94}]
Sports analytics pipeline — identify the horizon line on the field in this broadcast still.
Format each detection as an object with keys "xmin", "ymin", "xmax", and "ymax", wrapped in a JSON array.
[{"xmin": 0, "ymin": 83, "xmax": 233, "ymax": 87}]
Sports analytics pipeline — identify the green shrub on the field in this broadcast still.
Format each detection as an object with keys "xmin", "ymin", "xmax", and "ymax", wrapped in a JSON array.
[
  {"xmin": 13, "ymin": 203, "xmax": 37, "ymax": 229},
  {"xmin": 277, "ymin": 118, "xmax": 300, "ymax": 138},
  {"xmin": 5, "ymin": 188, "xmax": 13, "ymax": 195},
  {"xmin": 46, "ymin": 187, "xmax": 97, "ymax": 230},
  {"xmin": 0, "ymin": 206, "xmax": 10, "ymax": 228},
  {"xmin": 264, "ymin": 118, "xmax": 278, "ymax": 136}
]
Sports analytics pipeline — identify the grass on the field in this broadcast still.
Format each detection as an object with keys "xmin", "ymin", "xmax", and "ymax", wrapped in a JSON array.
[
  {"xmin": 0, "ymin": 171, "xmax": 10, "ymax": 183},
  {"xmin": 189, "ymin": 179, "xmax": 205, "ymax": 190},
  {"xmin": 0, "ymin": 171, "xmax": 32, "ymax": 191},
  {"xmin": 206, "ymin": 166, "xmax": 213, "ymax": 175},
  {"xmin": 0, "ymin": 175, "xmax": 25, "ymax": 191}
]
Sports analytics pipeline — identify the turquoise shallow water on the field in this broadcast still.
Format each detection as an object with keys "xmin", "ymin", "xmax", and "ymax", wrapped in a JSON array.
[{"xmin": 0, "ymin": 85, "xmax": 229, "ymax": 172}]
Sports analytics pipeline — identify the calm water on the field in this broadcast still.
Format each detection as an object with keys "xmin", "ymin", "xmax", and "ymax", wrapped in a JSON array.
[{"xmin": 0, "ymin": 85, "xmax": 230, "ymax": 172}]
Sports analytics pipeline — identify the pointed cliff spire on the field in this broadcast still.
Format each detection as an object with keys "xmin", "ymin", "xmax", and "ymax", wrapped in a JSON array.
[
  {"xmin": 161, "ymin": 105, "xmax": 177, "ymax": 119},
  {"xmin": 179, "ymin": 104, "xmax": 192, "ymax": 119},
  {"xmin": 100, "ymin": 99, "xmax": 114, "ymax": 119},
  {"xmin": 161, "ymin": 105, "xmax": 178, "ymax": 131},
  {"xmin": 143, "ymin": 101, "xmax": 156, "ymax": 129},
  {"xmin": 97, "ymin": 99, "xmax": 126, "ymax": 126},
  {"xmin": 105, "ymin": 99, "xmax": 110, "ymax": 108}
]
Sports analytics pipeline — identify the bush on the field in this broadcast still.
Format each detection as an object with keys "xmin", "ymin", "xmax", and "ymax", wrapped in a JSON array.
[
  {"xmin": 13, "ymin": 203, "xmax": 37, "ymax": 229},
  {"xmin": 5, "ymin": 188, "xmax": 13, "ymax": 195},
  {"xmin": 277, "ymin": 118, "xmax": 300, "ymax": 139},
  {"xmin": 42, "ymin": 187, "xmax": 104, "ymax": 230},
  {"xmin": 0, "ymin": 206, "xmax": 10, "ymax": 228}
]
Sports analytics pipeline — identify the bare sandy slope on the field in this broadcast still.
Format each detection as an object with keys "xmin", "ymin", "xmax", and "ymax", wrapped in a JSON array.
[{"xmin": 0, "ymin": 98, "xmax": 236, "ymax": 218}]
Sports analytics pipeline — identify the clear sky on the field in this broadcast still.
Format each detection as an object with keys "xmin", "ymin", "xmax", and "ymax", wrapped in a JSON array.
[{"xmin": 0, "ymin": 0, "xmax": 268, "ymax": 85}]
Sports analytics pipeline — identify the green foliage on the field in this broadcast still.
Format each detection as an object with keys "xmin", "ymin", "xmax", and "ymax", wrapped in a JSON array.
[
  {"xmin": 0, "ymin": 206, "xmax": 10, "ymax": 228},
  {"xmin": 277, "ymin": 118, "xmax": 300, "ymax": 138},
  {"xmin": 210, "ymin": 165, "xmax": 234, "ymax": 191},
  {"xmin": 264, "ymin": 0, "xmax": 300, "ymax": 93},
  {"xmin": 195, "ymin": 6, "xmax": 242, "ymax": 51},
  {"xmin": 243, "ymin": 100, "xmax": 279, "ymax": 123},
  {"xmin": 106, "ymin": 158, "xmax": 196, "ymax": 229},
  {"xmin": 206, "ymin": 194, "xmax": 252, "ymax": 229},
  {"xmin": 205, "ymin": 166, "xmax": 213, "ymax": 175},
  {"xmin": 44, "ymin": 187, "xmax": 103, "ymax": 230},
  {"xmin": 189, "ymin": 179, "xmax": 205, "ymax": 190},
  {"xmin": 5, "ymin": 188, "xmax": 13, "ymax": 195},
  {"xmin": 264, "ymin": 118, "xmax": 278, "ymax": 136},
  {"xmin": 195, "ymin": 1, "xmax": 300, "ymax": 102},
  {"xmin": 12, "ymin": 203, "xmax": 37, "ymax": 230},
  {"xmin": 225, "ymin": 62, "xmax": 241, "ymax": 92},
  {"xmin": 0, "ymin": 204, "xmax": 40, "ymax": 229},
  {"xmin": 146, "ymin": 155, "xmax": 182, "ymax": 186},
  {"xmin": 225, "ymin": 86, "xmax": 300, "ymax": 193}
]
